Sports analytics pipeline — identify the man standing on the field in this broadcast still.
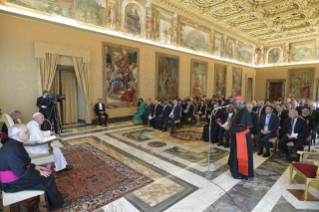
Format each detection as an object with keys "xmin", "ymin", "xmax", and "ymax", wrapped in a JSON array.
[
  {"xmin": 36, "ymin": 90, "xmax": 51, "ymax": 130},
  {"xmin": 150, "ymin": 99, "xmax": 162, "ymax": 129},
  {"xmin": 0, "ymin": 124, "xmax": 71, "ymax": 210},
  {"xmin": 223, "ymin": 96, "xmax": 254, "ymax": 180},
  {"xmin": 310, "ymin": 102, "xmax": 319, "ymax": 131},
  {"xmin": 279, "ymin": 109, "xmax": 308, "ymax": 161},
  {"xmin": 163, "ymin": 99, "xmax": 181, "ymax": 134},
  {"xmin": 26, "ymin": 112, "xmax": 73, "ymax": 172},
  {"xmin": 218, "ymin": 104, "xmax": 234, "ymax": 148},
  {"xmin": 181, "ymin": 99, "xmax": 194, "ymax": 127},
  {"xmin": 142, "ymin": 98, "xmax": 154, "ymax": 126},
  {"xmin": 94, "ymin": 98, "xmax": 108, "ymax": 126},
  {"xmin": 256, "ymin": 105, "xmax": 279, "ymax": 157},
  {"xmin": 301, "ymin": 106, "xmax": 315, "ymax": 136},
  {"xmin": 1, "ymin": 110, "xmax": 21, "ymax": 145}
]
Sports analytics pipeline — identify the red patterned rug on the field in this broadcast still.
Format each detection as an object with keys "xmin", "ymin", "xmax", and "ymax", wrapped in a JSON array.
[{"xmin": 0, "ymin": 142, "xmax": 154, "ymax": 212}]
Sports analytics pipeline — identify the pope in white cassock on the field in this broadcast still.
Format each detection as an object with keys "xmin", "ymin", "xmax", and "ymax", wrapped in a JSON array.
[{"xmin": 25, "ymin": 112, "xmax": 73, "ymax": 172}]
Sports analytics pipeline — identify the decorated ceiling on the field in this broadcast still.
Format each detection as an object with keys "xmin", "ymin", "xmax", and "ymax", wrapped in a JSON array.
[
  {"xmin": 162, "ymin": 0, "xmax": 319, "ymax": 45},
  {"xmin": 1, "ymin": 0, "xmax": 319, "ymax": 66}
]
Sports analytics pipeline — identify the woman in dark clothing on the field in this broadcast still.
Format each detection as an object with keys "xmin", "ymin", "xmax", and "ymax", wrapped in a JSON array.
[{"xmin": 202, "ymin": 102, "xmax": 224, "ymax": 142}]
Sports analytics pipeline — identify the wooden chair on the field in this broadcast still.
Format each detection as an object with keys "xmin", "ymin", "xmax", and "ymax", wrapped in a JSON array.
[
  {"xmin": 269, "ymin": 128, "xmax": 280, "ymax": 155},
  {"xmin": 200, "ymin": 106, "xmax": 207, "ymax": 123},
  {"xmin": 289, "ymin": 151, "xmax": 319, "ymax": 201},
  {"xmin": 167, "ymin": 110, "xmax": 182, "ymax": 131},
  {"xmin": 187, "ymin": 105, "xmax": 196, "ymax": 127}
]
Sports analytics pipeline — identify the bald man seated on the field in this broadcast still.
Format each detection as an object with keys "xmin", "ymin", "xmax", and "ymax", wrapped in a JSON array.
[
  {"xmin": 25, "ymin": 112, "xmax": 73, "ymax": 172},
  {"xmin": 0, "ymin": 124, "xmax": 72, "ymax": 210}
]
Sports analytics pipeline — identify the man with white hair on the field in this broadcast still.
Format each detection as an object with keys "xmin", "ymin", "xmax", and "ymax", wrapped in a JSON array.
[
  {"xmin": 25, "ymin": 112, "xmax": 72, "ymax": 172},
  {"xmin": 0, "ymin": 124, "xmax": 72, "ymax": 210},
  {"xmin": 1, "ymin": 110, "xmax": 21, "ymax": 144}
]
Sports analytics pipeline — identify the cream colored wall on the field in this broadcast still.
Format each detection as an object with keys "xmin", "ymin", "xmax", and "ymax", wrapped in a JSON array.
[
  {"xmin": 0, "ymin": 13, "xmax": 255, "ymax": 121},
  {"xmin": 255, "ymin": 64, "xmax": 319, "ymax": 101}
]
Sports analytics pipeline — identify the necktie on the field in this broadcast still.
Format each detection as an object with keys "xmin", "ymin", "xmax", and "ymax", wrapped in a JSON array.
[
  {"xmin": 187, "ymin": 105, "xmax": 190, "ymax": 111},
  {"xmin": 264, "ymin": 115, "xmax": 270, "ymax": 131},
  {"xmin": 290, "ymin": 119, "xmax": 295, "ymax": 134}
]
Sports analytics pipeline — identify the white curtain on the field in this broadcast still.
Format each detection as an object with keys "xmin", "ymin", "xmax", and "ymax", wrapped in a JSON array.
[
  {"xmin": 36, "ymin": 53, "xmax": 59, "ymax": 96},
  {"xmin": 72, "ymin": 57, "xmax": 92, "ymax": 123}
]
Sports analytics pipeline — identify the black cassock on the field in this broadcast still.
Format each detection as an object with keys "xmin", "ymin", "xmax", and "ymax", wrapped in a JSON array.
[
  {"xmin": 0, "ymin": 139, "xmax": 64, "ymax": 210},
  {"xmin": 228, "ymin": 107, "xmax": 254, "ymax": 178}
]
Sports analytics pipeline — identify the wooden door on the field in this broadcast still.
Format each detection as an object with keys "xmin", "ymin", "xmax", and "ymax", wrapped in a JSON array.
[{"xmin": 269, "ymin": 82, "xmax": 282, "ymax": 101}]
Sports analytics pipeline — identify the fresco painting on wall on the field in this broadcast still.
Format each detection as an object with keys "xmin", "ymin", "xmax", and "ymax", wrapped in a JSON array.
[
  {"xmin": 214, "ymin": 38, "xmax": 222, "ymax": 57},
  {"xmin": 156, "ymin": 53, "xmax": 179, "ymax": 99},
  {"xmin": 232, "ymin": 67, "xmax": 242, "ymax": 97},
  {"xmin": 214, "ymin": 64, "xmax": 227, "ymax": 97},
  {"xmin": 225, "ymin": 41, "xmax": 234, "ymax": 59},
  {"xmin": 190, "ymin": 60, "xmax": 207, "ymax": 97},
  {"xmin": 124, "ymin": 3, "xmax": 142, "ymax": 35},
  {"xmin": 238, "ymin": 44, "xmax": 253, "ymax": 64},
  {"xmin": 289, "ymin": 40, "xmax": 315, "ymax": 63},
  {"xmin": 268, "ymin": 48, "xmax": 280, "ymax": 64},
  {"xmin": 8, "ymin": 0, "xmax": 106, "ymax": 27},
  {"xmin": 288, "ymin": 68, "xmax": 315, "ymax": 100},
  {"xmin": 102, "ymin": 42, "xmax": 139, "ymax": 108},
  {"xmin": 178, "ymin": 18, "xmax": 211, "ymax": 54}
]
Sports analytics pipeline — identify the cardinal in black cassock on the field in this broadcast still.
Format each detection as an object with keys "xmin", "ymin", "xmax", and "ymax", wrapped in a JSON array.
[
  {"xmin": 224, "ymin": 96, "xmax": 254, "ymax": 179},
  {"xmin": 0, "ymin": 124, "xmax": 71, "ymax": 210}
]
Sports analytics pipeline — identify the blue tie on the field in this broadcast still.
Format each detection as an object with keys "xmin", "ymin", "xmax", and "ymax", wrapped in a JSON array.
[{"xmin": 290, "ymin": 119, "xmax": 295, "ymax": 134}]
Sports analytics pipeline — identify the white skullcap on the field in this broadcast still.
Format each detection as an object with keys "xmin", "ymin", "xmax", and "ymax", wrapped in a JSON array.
[{"xmin": 32, "ymin": 112, "xmax": 42, "ymax": 118}]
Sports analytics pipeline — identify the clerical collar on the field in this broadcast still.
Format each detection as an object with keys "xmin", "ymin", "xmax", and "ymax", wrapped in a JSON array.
[{"xmin": 302, "ymin": 114, "xmax": 308, "ymax": 117}]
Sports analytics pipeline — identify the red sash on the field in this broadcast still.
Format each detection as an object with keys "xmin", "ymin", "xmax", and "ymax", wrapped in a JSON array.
[{"xmin": 234, "ymin": 127, "xmax": 250, "ymax": 176}]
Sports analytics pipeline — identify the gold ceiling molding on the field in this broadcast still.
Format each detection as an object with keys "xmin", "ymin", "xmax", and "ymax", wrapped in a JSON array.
[{"xmin": 160, "ymin": 0, "xmax": 319, "ymax": 45}]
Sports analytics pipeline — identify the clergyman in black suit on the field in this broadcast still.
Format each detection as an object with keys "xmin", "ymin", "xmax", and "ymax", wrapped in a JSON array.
[
  {"xmin": 279, "ymin": 109, "xmax": 308, "ymax": 161},
  {"xmin": 36, "ymin": 90, "xmax": 51, "ymax": 130},
  {"xmin": 181, "ymin": 99, "xmax": 194, "ymax": 127},
  {"xmin": 256, "ymin": 105, "xmax": 279, "ymax": 157},
  {"xmin": 150, "ymin": 99, "xmax": 162, "ymax": 129},
  {"xmin": 94, "ymin": 98, "xmax": 108, "ymax": 126}
]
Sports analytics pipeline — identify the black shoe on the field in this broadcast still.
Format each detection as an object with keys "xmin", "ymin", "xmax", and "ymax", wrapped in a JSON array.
[
  {"xmin": 233, "ymin": 176, "xmax": 248, "ymax": 180},
  {"xmin": 162, "ymin": 128, "xmax": 167, "ymax": 132},
  {"xmin": 224, "ymin": 144, "xmax": 229, "ymax": 148},
  {"xmin": 63, "ymin": 166, "xmax": 73, "ymax": 171},
  {"xmin": 262, "ymin": 152, "xmax": 270, "ymax": 158},
  {"xmin": 61, "ymin": 199, "xmax": 72, "ymax": 208},
  {"xmin": 257, "ymin": 149, "xmax": 263, "ymax": 156},
  {"xmin": 61, "ymin": 193, "xmax": 69, "ymax": 199},
  {"xmin": 217, "ymin": 143, "xmax": 223, "ymax": 146}
]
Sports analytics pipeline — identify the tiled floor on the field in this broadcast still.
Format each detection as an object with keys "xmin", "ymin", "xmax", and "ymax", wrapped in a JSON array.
[{"xmin": 59, "ymin": 122, "xmax": 319, "ymax": 212}]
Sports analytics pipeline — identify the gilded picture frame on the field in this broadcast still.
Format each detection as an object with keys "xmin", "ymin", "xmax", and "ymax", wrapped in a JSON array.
[
  {"xmin": 102, "ymin": 42, "xmax": 140, "ymax": 109},
  {"xmin": 289, "ymin": 40, "xmax": 316, "ymax": 63},
  {"xmin": 190, "ymin": 59, "xmax": 208, "ymax": 97},
  {"xmin": 156, "ymin": 52, "xmax": 179, "ymax": 100},
  {"xmin": 214, "ymin": 63, "xmax": 227, "ymax": 97},
  {"xmin": 177, "ymin": 17, "xmax": 211, "ymax": 54},
  {"xmin": 287, "ymin": 68, "xmax": 315, "ymax": 100}
]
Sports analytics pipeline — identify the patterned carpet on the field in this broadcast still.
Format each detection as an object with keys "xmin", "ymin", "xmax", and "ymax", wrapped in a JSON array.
[{"xmin": 0, "ymin": 143, "xmax": 154, "ymax": 212}]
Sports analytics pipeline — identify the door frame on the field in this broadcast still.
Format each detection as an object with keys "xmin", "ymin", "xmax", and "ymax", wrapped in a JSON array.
[{"xmin": 266, "ymin": 79, "xmax": 286, "ymax": 101}]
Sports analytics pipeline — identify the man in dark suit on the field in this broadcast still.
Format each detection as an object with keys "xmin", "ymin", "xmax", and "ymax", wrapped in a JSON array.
[
  {"xmin": 181, "ymin": 99, "xmax": 194, "ymax": 127},
  {"xmin": 246, "ymin": 103, "xmax": 258, "ymax": 135},
  {"xmin": 292, "ymin": 99, "xmax": 302, "ymax": 115},
  {"xmin": 142, "ymin": 98, "xmax": 154, "ymax": 126},
  {"xmin": 279, "ymin": 109, "xmax": 308, "ymax": 161},
  {"xmin": 253, "ymin": 100, "xmax": 265, "ymax": 115},
  {"xmin": 150, "ymin": 99, "xmax": 162, "ymax": 129},
  {"xmin": 257, "ymin": 105, "xmax": 279, "ymax": 157},
  {"xmin": 301, "ymin": 106, "xmax": 315, "ymax": 136},
  {"xmin": 159, "ymin": 99, "xmax": 171, "ymax": 130},
  {"xmin": 217, "ymin": 104, "xmax": 234, "ymax": 148},
  {"xmin": 36, "ymin": 91, "xmax": 51, "ymax": 130},
  {"xmin": 163, "ymin": 99, "xmax": 181, "ymax": 134},
  {"xmin": 94, "ymin": 98, "xmax": 108, "ymax": 126},
  {"xmin": 276, "ymin": 104, "xmax": 288, "ymax": 138},
  {"xmin": 310, "ymin": 102, "xmax": 319, "ymax": 131}
]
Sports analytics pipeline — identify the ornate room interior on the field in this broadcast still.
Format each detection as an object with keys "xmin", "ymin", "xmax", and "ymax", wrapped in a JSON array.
[{"xmin": 0, "ymin": 0, "xmax": 319, "ymax": 211}]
